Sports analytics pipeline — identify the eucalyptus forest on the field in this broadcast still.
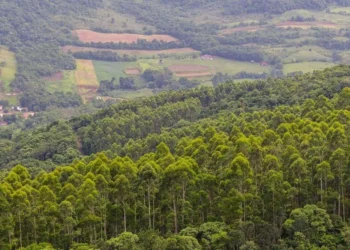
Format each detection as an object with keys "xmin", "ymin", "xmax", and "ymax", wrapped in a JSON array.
[
  {"xmin": 0, "ymin": 65, "xmax": 350, "ymax": 249},
  {"xmin": 2, "ymin": 0, "xmax": 350, "ymax": 250}
]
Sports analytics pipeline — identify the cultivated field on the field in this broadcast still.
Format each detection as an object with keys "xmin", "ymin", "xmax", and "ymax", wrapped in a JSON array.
[
  {"xmin": 110, "ymin": 88, "xmax": 154, "ymax": 100},
  {"xmin": 0, "ymin": 48, "xmax": 17, "ymax": 92},
  {"xmin": 219, "ymin": 26, "xmax": 264, "ymax": 35},
  {"xmin": 63, "ymin": 45, "xmax": 199, "ymax": 57},
  {"xmin": 283, "ymin": 50, "xmax": 331, "ymax": 63},
  {"xmin": 0, "ymin": 47, "xmax": 17, "ymax": 105},
  {"xmin": 330, "ymin": 7, "xmax": 350, "ymax": 14},
  {"xmin": 93, "ymin": 61, "xmax": 127, "ymax": 82},
  {"xmin": 168, "ymin": 64, "xmax": 212, "ymax": 78},
  {"xmin": 75, "ymin": 60, "xmax": 99, "ymax": 101},
  {"xmin": 43, "ymin": 72, "xmax": 63, "ymax": 82},
  {"xmin": 125, "ymin": 68, "xmax": 141, "ymax": 75},
  {"xmin": 276, "ymin": 21, "xmax": 338, "ymax": 29},
  {"xmin": 74, "ymin": 30, "xmax": 179, "ymax": 43},
  {"xmin": 46, "ymin": 71, "xmax": 77, "ymax": 94},
  {"xmin": 283, "ymin": 61, "xmax": 336, "ymax": 74},
  {"xmin": 137, "ymin": 57, "xmax": 270, "ymax": 81},
  {"xmin": 163, "ymin": 57, "xmax": 270, "ymax": 76}
]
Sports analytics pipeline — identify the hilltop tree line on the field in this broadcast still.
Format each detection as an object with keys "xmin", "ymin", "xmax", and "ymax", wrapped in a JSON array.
[
  {"xmin": 159, "ymin": 0, "xmax": 350, "ymax": 14},
  {"xmin": 72, "ymin": 51, "xmax": 136, "ymax": 62},
  {"xmin": 2, "ymin": 66, "xmax": 350, "ymax": 249},
  {"xmin": 1, "ymin": 65, "xmax": 350, "ymax": 168}
]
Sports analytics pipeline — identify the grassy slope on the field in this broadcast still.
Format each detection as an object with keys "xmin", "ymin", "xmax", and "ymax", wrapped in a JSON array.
[
  {"xmin": 0, "ymin": 47, "xmax": 17, "ymax": 105},
  {"xmin": 46, "ymin": 71, "xmax": 77, "ymax": 93},
  {"xmin": 93, "ymin": 61, "xmax": 128, "ymax": 82},
  {"xmin": 0, "ymin": 47, "xmax": 16, "ymax": 92},
  {"xmin": 283, "ymin": 61, "xmax": 336, "ymax": 74}
]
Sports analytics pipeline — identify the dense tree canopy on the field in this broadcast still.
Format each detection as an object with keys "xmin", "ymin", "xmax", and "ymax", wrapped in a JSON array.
[{"xmin": 1, "ymin": 66, "xmax": 350, "ymax": 249}]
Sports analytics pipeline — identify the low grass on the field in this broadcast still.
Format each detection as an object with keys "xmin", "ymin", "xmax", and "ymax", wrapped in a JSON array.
[
  {"xmin": 59, "ymin": 8, "xmax": 155, "ymax": 33},
  {"xmin": 283, "ymin": 61, "xmax": 336, "ymax": 74},
  {"xmin": 93, "ymin": 61, "xmax": 146, "ymax": 89},
  {"xmin": 338, "ymin": 51, "xmax": 350, "ymax": 64},
  {"xmin": 330, "ymin": 7, "xmax": 350, "ymax": 14},
  {"xmin": 110, "ymin": 88, "xmax": 154, "ymax": 99},
  {"xmin": 139, "ymin": 57, "xmax": 270, "ymax": 81},
  {"xmin": 0, "ymin": 47, "xmax": 16, "ymax": 92},
  {"xmin": 63, "ymin": 46, "xmax": 199, "ymax": 58},
  {"xmin": 267, "ymin": 46, "xmax": 331, "ymax": 61},
  {"xmin": 93, "ymin": 61, "xmax": 129, "ymax": 82},
  {"xmin": 271, "ymin": 9, "xmax": 350, "ymax": 28},
  {"xmin": 75, "ymin": 60, "xmax": 99, "ymax": 87},
  {"xmin": 91, "ymin": 9, "xmax": 155, "ymax": 33},
  {"xmin": 94, "ymin": 57, "xmax": 270, "ymax": 83},
  {"xmin": 283, "ymin": 50, "xmax": 330, "ymax": 63},
  {"xmin": 46, "ymin": 70, "xmax": 77, "ymax": 93}
]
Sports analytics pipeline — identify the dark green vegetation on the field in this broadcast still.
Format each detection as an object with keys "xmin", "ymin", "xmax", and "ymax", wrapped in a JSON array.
[
  {"xmin": 72, "ymin": 51, "xmax": 136, "ymax": 62},
  {"xmin": 0, "ymin": 0, "xmax": 100, "ymax": 86},
  {"xmin": 1, "ymin": 66, "xmax": 350, "ymax": 249}
]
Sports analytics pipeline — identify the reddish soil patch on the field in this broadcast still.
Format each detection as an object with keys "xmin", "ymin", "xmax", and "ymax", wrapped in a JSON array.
[
  {"xmin": 23, "ymin": 112, "xmax": 35, "ymax": 119},
  {"xmin": 125, "ymin": 68, "xmax": 141, "ymax": 75},
  {"xmin": 168, "ymin": 64, "xmax": 211, "ymax": 73},
  {"xmin": 74, "ymin": 30, "xmax": 179, "ymax": 44},
  {"xmin": 219, "ymin": 26, "xmax": 265, "ymax": 35},
  {"xmin": 43, "ymin": 72, "xmax": 63, "ymax": 82},
  {"xmin": 62, "ymin": 46, "xmax": 198, "ymax": 56},
  {"xmin": 176, "ymin": 72, "xmax": 213, "ymax": 78},
  {"xmin": 169, "ymin": 64, "xmax": 212, "ymax": 78}
]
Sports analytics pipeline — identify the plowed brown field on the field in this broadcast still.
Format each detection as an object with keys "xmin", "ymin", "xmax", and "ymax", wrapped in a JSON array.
[{"xmin": 74, "ymin": 30, "xmax": 179, "ymax": 43}]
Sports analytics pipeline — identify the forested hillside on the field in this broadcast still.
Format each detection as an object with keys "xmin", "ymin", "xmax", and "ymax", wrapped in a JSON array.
[
  {"xmin": 159, "ymin": 0, "xmax": 350, "ymax": 13},
  {"xmin": 4, "ymin": 1, "xmax": 350, "ymax": 249},
  {"xmin": 2, "ymin": 0, "xmax": 350, "ymax": 113},
  {"xmin": 2, "ymin": 66, "xmax": 350, "ymax": 249}
]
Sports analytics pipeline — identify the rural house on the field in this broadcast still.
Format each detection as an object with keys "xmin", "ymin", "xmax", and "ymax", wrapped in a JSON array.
[
  {"xmin": 260, "ymin": 61, "xmax": 269, "ymax": 66},
  {"xmin": 200, "ymin": 54, "xmax": 214, "ymax": 60}
]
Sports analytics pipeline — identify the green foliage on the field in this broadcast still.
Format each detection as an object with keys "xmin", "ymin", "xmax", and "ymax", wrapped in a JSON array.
[
  {"xmin": 106, "ymin": 232, "xmax": 139, "ymax": 250},
  {"xmin": 2, "ymin": 65, "xmax": 350, "ymax": 249}
]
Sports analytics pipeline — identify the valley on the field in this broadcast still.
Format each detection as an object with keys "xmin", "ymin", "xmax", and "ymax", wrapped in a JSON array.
[
  {"xmin": 2, "ymin": 1, "xmax": 350, "ymax": 249},
  {"xmin": 38, "ymin": 4, "xmax": 350, "ymax": 104}
]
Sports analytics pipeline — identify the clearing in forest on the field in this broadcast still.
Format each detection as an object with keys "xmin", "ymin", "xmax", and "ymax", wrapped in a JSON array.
[
  {"xmin": 43, "ymin": 71, "xmax": 63, "ymax": 82},
  {"xmin": 219, "ymin": 25, "xmax": 265, "ymax": 35},
  {"xmin": 62, "ymin": 45, "xmax": 198, "ymax": 57},
  {"xmin": 75, "ymin": 60, "xmax": 99, "ymax": 100},
  {"xmin": 0, "ymin": 47, "xmax": 17, "ymax": 92},
  {"xmin": 74, "ymin": 30, "xmax": 179, "ymax": 43},
  {"xmin": 125, "ymin": 68, "xmax": 141, "ymax": 75},
  {"xmin": 276, "ymin": 21, "xmax": 338, "ymax": 29},
  {"xmin": 283, "ymin": 61, "xmax": 336, "ymax": 74},
  {"xmin": 45, "ymin": 71, "xmax": 77, "ymax": 93},
  {"xmin": 0, "ymin": 47, "xmax": 18, "ymax": 105},
  {"xmin": 168, "ymin": 64, "xmax": 212, "ymax": 78}
]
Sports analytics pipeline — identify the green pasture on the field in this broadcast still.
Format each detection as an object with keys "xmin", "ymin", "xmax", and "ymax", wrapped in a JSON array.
[
  {"xmin": 330, "ymin": 7, "xmax": 350, "ymax": 14},
  {"xmin": 283, "ymin": 61, "xmax": 336, "ymax": 74},
  {"xmin": 144, "ymin": 57, "xmax": 270, "ymax": 73},
  {"xmin": 283, "ymin": 50, "xmax": 331, "ymax": 63},
  {"xmin": 0, "ymin": 47, "xmax": 17, "ymax": 92},
  {"xmin": 93, "ymin": 61, "xmax": 130, "ymax": 82},
  {"xmin": 46, "ymin": 71, "xmax": 77, "ymax": 93},
  {"xmin": 110, "ymin": 88, "xmax": 154, "ymax": 99}
]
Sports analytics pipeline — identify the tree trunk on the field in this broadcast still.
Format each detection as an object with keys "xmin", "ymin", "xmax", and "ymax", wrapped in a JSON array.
[
  {"xmin": 152, "ymin": 197, "xmax": 155, "ymax": 230},
  {"xmin": 123, "ymin": 205, "xmax": 127, "ymax": 232},
  {"xmin": 148, "ymin": 185, "xmax": 151, "ymax": 229},
  {"xmin": 19, "ymin": 214, "xmax": 22, "ymax": 248},
  {"xmin": 182, "ymin": 183, "xmax": 186, "ymax": 225},
  {"xmin": 173, "ymin": 197, "xmax": 178, "ymax": 233}
]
